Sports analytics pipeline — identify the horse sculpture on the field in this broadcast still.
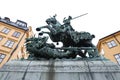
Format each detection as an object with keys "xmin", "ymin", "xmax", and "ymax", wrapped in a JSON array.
[
  {"xmin": 35, "ymin": 14, "xmax": 99, "ymax": 58},
  {"xmin": 25, "ymin": 14, "xmax": 100, "ymax": 59},
  {"xmin": 36, "ymin": 15, "xmax": 95, "ymax": 47}
]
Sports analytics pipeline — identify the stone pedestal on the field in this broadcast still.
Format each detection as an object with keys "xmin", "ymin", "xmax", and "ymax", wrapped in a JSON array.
[{"xmin": 0, "ymin": 59, "xmax": 120, "ymax": 80}]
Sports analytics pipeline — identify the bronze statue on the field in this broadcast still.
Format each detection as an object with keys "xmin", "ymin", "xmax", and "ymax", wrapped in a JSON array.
[{"xmin": 26, "ymin": 14, "xmax": 99, "ymax": 59}]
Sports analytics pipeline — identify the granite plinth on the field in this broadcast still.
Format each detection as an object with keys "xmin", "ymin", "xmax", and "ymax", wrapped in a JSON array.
[{"xmin": 0, "ymin": 59, "xmax": 120, "ymax": 80}]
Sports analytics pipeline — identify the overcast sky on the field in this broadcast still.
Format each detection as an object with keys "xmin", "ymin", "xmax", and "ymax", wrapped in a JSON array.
[{"xmin": 0, "ymin": 0, "xmax": 120, "ymax": 45}]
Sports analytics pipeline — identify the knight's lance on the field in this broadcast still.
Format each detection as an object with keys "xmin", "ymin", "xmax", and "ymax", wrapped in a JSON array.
[{"xmin": 71, "ymin": 13, "xmax": 88, "ymax": 20}]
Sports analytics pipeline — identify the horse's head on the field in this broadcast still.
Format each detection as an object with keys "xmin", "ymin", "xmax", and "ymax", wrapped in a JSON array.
[
  {"xmin": 46, "ymin": 17, "xmax": 57, "ymax": 25},
  {"xmin": 46, "ymin": 15, "xmax": 61, "ymax": 28}
]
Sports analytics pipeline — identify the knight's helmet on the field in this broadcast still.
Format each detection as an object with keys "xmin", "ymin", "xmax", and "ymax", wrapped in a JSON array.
[{"xmin": 63, "ymin": 16, "xmax": 72, "ymax": 24}]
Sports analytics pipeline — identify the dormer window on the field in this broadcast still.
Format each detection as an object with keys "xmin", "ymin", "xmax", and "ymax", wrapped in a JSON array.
[
  {"xmin": 16, "ymin": 20, "xmax": 27, "ymax": 27},
  {"xmin": 4, "ymin": 17, "xmax": 10, "ymax": 22}
]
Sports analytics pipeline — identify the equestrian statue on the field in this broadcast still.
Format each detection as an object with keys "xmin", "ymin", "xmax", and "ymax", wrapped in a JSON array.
[{"xmin": 26, "ymin": 13, "xmax": 100, "ymax": 59}]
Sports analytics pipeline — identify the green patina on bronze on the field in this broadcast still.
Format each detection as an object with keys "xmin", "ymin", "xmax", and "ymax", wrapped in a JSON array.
[{"xmin": 26, "ymin": 14, "xmax": 100, "ymax": 59}]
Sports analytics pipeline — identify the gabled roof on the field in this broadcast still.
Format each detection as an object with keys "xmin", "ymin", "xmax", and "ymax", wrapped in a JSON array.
[
  {"xmin": 0, "ymin": 17, "xmax": 28, "ymax": 31},
  {"xmin": 97, "ymin": 30, "xmax": 120, "ymax": 51},
  {"xmin": 100, "ymin": 30, "xmax": 120, "ymax": 41}
]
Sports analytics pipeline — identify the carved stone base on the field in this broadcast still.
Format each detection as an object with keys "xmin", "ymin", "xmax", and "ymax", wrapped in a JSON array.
[{"xmin": 0, "ymin": 59, "xmax": 120, "ymax": 80}]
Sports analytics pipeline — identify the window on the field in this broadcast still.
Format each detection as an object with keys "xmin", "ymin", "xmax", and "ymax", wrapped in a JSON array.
[
  {"xmin": 4, "ymin": 40, "xmax": 15, "ymax": 48},
  {"xmin": 0, "ymin": 53, "xmax": 6, "ymax": 63},
  {"xmin": 0, "ymin": 36, "xmax": 3, "ymax": 41},
  {"xmin": 12, "ymin": 31, "xmax": 21, "ymax": 38},
  {"xmin": 1, "ymin": 28, "xmax": 10, "ymax": 34},
  {"xmin": 107, "ymin": 40, "xmax": 117, "ymax": 48},
  {"xmin": 114, "ymin": 53, "xmax": 120, "ymax": 65},
  {"xmin": 16, "ymin": 20, "xmax": 27, "ymax": 27}
]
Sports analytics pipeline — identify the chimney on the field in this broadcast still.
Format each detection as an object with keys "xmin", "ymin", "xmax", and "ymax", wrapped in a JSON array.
[{"xmin": 4, "ymin": 17, "xmax": 10, "ymax": 22}]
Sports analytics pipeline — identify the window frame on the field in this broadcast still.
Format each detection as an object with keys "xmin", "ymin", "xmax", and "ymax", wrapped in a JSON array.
[
  {"xmin": 4, "ymin": 40, "xmax": 15, "ymax": 48},
  {"xmin": 0, "ymin": 53, "xmax": 6, "ymax": 63},
  {"xmin": 12, "ymin": 31, "xmax": 21, "ymax": 38},
  {"xmin": 107, "ymin": 40, "xmax": 117, "ymax": 48},
  {"xmin": 1, "ymin": 28, "xmax": 10, "ymax": 34},
  {"xmin": 114, "ymin": 53, "xmax": 120, "ymax": 65},
  {"xmin": 0, "ymin": 36, "xmax": 3, "ymax": 41}
]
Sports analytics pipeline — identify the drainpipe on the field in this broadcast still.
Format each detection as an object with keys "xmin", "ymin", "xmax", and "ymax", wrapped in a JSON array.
[{"xmin": 7, "ymin": 31, "xmax": 27, "ymax": 62}]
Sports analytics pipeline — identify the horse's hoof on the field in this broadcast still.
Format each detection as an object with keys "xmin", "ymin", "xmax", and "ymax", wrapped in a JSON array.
[
  {"xmin": 39, "ymin": 33, "xmax": 43, "ymax": 35},
  {"xmin": 36, "ymin": 28, "xmax": 41, "ymax": 31}
]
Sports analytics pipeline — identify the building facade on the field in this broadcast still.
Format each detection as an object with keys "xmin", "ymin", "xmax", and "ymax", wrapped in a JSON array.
[
  {"xmin": 97, "ymin": 31, "xmax": 120, "ymax": 64},
  {"xmin": 0, "ymin": 17, "xmax": 34, "ymax": 67}
]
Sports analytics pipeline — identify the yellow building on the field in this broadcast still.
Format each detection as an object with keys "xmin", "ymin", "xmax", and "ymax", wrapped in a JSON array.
[
  {"xmin": 0, "ymin": 17, "xmax": 34, "ymax": 67},
  {"xmin": 97, "ymin": 31, "xmax": 120, "ymax": 64}
]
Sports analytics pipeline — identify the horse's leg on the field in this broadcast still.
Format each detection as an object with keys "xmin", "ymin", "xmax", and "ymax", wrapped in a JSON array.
[
  {"xmin": 89, "ymin": 43, "xmax": 99, "ymax": 58},
  {"xmin": 36, "ymin": 25, "xmax": 57, "ymax": 34},
  {"xmin": 39, "ymin": 31, "xmax": 50, "ymax": 36},
  {"xmin": 77, "ymin": 50, "xmax": 87, "ymax": 58}
]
